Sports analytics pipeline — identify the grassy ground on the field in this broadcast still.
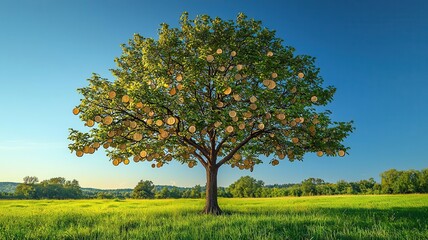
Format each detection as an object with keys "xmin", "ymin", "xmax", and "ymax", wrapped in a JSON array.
[{"xmin": 0, "ymin": 195, "xmax": 427, "ymax": 240}]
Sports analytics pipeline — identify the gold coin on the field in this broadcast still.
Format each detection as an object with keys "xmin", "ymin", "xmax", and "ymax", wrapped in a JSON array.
[
  {"xmin": 214, "ymin": 121, "xmax": 222, "ymax": 128},
  {"xmin": 272, "ymin": 159, "xmax": 279, "ymax": 165},
  {"xmin": 177, "ymin": 84, "xmax": 183, "ymax": 90},
  {"xmin": 265, "ymin": 113, "xmax": 272, "ymax": 119},
  {"xmin": 122, "ymin": 95, "xmax": 130, "ymax": 103},
  {"xmin": 233, "ymin": 153, "xmax": 241, "ymax": 160},
  {"xmin": 338, "ymin": 150, "xmax": 345, "ymax": 157},
  {"xmin": 108, "ymin": 91, "xmax": 116, "ymax": 99},
  {"xmin": 166, "ymin": 117, "xmax": 176, "ymax": 125},
  {"xmin": 298, "ymin": 72, "xmax": 304, "ymax": 78},
  {"xmin": 143, "ymin": 106, "xmax": 151, "ymax": 114},
  {"xmin": 94, "ymin": 116, "xmax": 102, "ymax": 122},
  {"xmin": 130, "ymin": 121, "xmax": 137, "ymax": 128},
  {"xmin": 108, "ymin": 131, "xmax": 115, "ymax": 137},
  {"xmin": 229, "ymin": 111, "xmax": 237, "ymax": 118},
  {"xmin": 238, "ymin": 123, "xmax": 245, "ymax": 130},
  {"xmin": 113, "ymin": 159, "xmax": 119, "ymax": 166},
  {"xmin": 123, "ymin": 159, "xmax": 130, "ymax": 165},
  {"xmin": 103, "ymin": 143, "xmax": 109, "ymax": 149},
  {"xmin": 233, "ymin": 94, "xmax": 241, "ymax": 101},
  {"xmin": 206, "ymin": 55, "xmax": 214, "ymax": 62},
  {"xmin": 236, "ymin": 64, "xmax": 243, "ymax": 71},
  {"xmin": 169, "ymin": 87, "xmax": 177, "ymax": 96},
  {"xmin": 189, "ymin": 125, "xmax": 196, "ymax": 133},
  {"xmin": 72, "ymin": 108, "xmax": 80, "ymax": 115},
  {"xmin": 133, "ymin": 133, "xmax": 143, "ymax": 141},
  {"xmin": 223, "ymin": 87, "xmax": 232, "ymax": 95},
  {"xmin": 267, "ymin": 51, "xmax": 273, "ymax": 57},
  {"xmin": 92, "ymin": 142, "xmax": 100, "ymax": 149},
  {"xmin": 258, "ymin": 123, "xmax": 265, "ymax": 130},
  {"xmin": 226, "ymin": 126, "xmax": 234, "ymax": 133},
  {"xmin": 276, "ymin": 113, "xmax": 285, "ymax": 120},
  {"xmin": 243, "ymin": 112, "xmax": 252, "ymax": 118},
  {"xmin": 103, "ymin": 116, "xmax": 113, "ymax": 125},
  {"xmin": 86, "ymin": 120, "xmax": 94, "ymax": 127},
  {"xmin": 232, "ymin": 117, "xmax": 238, "ymax": 122},
  {"xmin": 263, "ymin": 80, "xmax": 270, "ymax": 87},
  {"xmin": 235, "ymin": 74, "xmax": 242, "ymax": 80},
  {"xmin": 155, "ymin": 119, "xmax": 163, "ymax": 127},
  {"xmin": 218, "ymin": 66, "xmax": 226, "ymax": 72},
  {"xmin": 151, "ymin": 163, "xmax": 155, "ymax": 168},
  {"xmin": 136, "ymin": 102, "xmax": 143, "ymax": 109},
  {"xmin": 267, "ymin": 81, "xmax": 276, "ymax": 89},
  {"xmin": 292, "ymin": 137, "xmax": 299, "ymax": 144},
  {"xmin": 176, "ymin": 73, "xmax": 183, "ymax": 81},
  {"xmin": 317, "ymin": 151, "xmax": 324, "ymax": 157},
  {"xmin": 133, "ymin": 156, "xmax": 140, "ymax": 162},
  {"xmin": 188, "ymin": 162, "xmax": 195, "ymax": 168},
  {"xmin": 230, "ymin": 51, "xmax": 237, "ymax": 57},
  {"xmin": 140, "ymin": 150, "xmax": 147, "ymax": 158},
  {"xmin": 216, "ymin": 48, "xmax": 223, "ymax": 54},
  {"xmin": 250, "ymin": 96, "xmax": 257, "ymax": 103},
  {"xmin": 271, "ymin": 72, "xmax": 278, "ymax": 78},
  {"xmin": 160, "ymin": 130, "xmax": 169, "ymax": 139},
  {"xmin": 290, "ymin": 121, "xmax": 297, "ymax": 127},
  {"xmin": 76, "ymin": 151, "xmax": 83, "ymax": 157},
  {"xmin": 249, "ymin": 104, "xmax": 257, "ymax": 110},
  {"xmin": 217, "ymin": 101, "xmax": 224, "ymax": 108},
  {"xmin": 311, "ymin": 96, "xmax": 318, "ymax": 103}
]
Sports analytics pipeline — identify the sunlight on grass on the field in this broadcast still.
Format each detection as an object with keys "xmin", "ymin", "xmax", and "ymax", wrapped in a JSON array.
[{"xmin": 0, "ymin": 195, "xmax": 427, "ymax": 239}]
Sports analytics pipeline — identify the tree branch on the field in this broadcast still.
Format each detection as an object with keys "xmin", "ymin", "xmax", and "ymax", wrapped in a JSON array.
[{"xmin": 216, "ymin": 130, "xmax": 265, "ymax": 168}]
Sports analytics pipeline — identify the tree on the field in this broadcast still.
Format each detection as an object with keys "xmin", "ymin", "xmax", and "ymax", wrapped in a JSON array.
[
  {"xmin": 132, "ymin": 180, "xmax": 155, "ymax": 199},
  {"xmin": 68, "ymin": 12, "xmax": 353, "ymax": 214},
  {"xmin": 228, "ymin": 176, "xmax": 264, "ymax": 198}
]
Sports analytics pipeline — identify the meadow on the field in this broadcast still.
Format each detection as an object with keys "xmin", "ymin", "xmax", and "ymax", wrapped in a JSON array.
[{"xmin": 0, "ymin": 195, "xmax": 427, "ymax": 240}]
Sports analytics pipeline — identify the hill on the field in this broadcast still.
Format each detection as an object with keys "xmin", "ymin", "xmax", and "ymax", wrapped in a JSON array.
[{"xmin": 0, "ymin": 182, "xmax": 19, "ymax": 193}]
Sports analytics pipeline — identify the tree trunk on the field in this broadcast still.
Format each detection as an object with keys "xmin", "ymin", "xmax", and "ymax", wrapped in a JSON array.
[{"xmin": 202, "ymin": 166, "xmax": 222, "ymax": 215}]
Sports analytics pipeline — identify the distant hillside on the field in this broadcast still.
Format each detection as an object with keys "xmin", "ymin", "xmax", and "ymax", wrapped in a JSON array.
[
  {"xmin": 0, "ymin": 182, "xmax": 190, "ymax": 194},
  {"xmin": 0, "ymin": 182, "xmax": 19, "ymax": 193}
]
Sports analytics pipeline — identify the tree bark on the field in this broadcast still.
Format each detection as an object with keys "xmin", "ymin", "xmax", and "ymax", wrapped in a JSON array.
[{"xmin": 202, "ymin": 166, "xmax": 222, "ymax": 215}]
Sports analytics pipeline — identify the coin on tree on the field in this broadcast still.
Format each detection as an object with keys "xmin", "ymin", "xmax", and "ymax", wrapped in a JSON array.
[
  {"xmin": 177, "ymin": 84, "xmax": 183, "ymax": 90},
  {"xmin": 238, "ymin": 123, "xmax": 245, "ymax": 130},
  {"xmin": 103, "ymin": 116, "xmax": 113, "ymax": 125},
  {"xmin": 94, "ymin": 116, "xmax": 102, "ymax": 122},
  {"xmin": 298, "ymin": 72, "xmax": 305, "ymax": 78},
  {"xmin": 113, "ymin": 159, "xmax": 120, "ymax": 166},
  {"xmin": 267, "ymin": 51, "xmax": 273, "ymax": 57},
  {"xmin": 189, "ymin": 125, "xmax": 196, "ymax": 133},
  {"xmin": 230, "ymin": 51, "xmax": 237, "ymax": 57},
  {"xmin": 133, "ymin": 133, "xmax": 143, "ymax": 141},
  {"xmin": 292, "ymin": 137, "xmax": 299, "ymax": 144},
  {"xmin": 214, "ymin": 121, "xmax": 222, "ymax": 128},
  {"xmin": 229, "ymin": 110, "xmax": 237, "ymax": 118},
  {"xmin": 166, "ymin": 116, "xmax": 176, "ymax": 125},
  {"xmin": 311, "ymin": 96, "xmax": 318, "ymax": 103},
  {"xmin": 122, "ymin": 95, "xmax": 130, "ymax": 103},
  {"xmin": 271, "ymin": 72, "xmax": 278, "ymax": 78},
  {"xmin": 235, "ymin": 74, "xmax": 242, "ymax": 80},
  {"xmin": 206, "ymin": 55, "xmax": 214, "ymax": 62},
  {"xmin": 86, "ymin": 120, "xmax": 95, "ymax": 127},
  {"xmin": 76, "ymin": 150, "xmax": 83, "ymax": 157},
  {"xmin": 136, "ymin": 102, "xmax": 143, "ymax": 109},
  {"xmin": 72, "ymin": 108, "xmax": 80, "ymax": 115},
  {"xmin": 108, "ymin": 91, "xmax": 116, "ymax": 99},
  {"xmin": 139, "ymin": 150, "xmax": 147, "ymax": 158},
  {"xmin": 258, "ymin": 123, "xmax": 265, "ymax": 130},
  {"xmin": 223, "ymin": 87, "xmax": 232, "ymax": 95},
  {"xmin": 226, "ymin": 126, "xmax": 234, "ymax": 133},
  {"xmin": 216, "ymin": 48, "xmax": 222, "ymax": 54},
  {"xmin": 176, "ymin": 73, "xmax": 183, "ymax": 81},
  {"xmin": 250, "ymin": 96, "xmax": 257, "ymax": 103},
  {"xmin": 249, "ymin": 103, "xmax": 257, "ymax": 110},
  {"xmin": 317, "ymin": 151, "xmax": 324, "ymax": 157},
  {"xmin": 338, "ymin": 150, "xmax": 345, "ymax": 157},
  {"xmin": 169, "ymin": 87, "xmax": 177, "ymax": 96},
  {"xmin": 233, "ymin": 94, "xmax": 241, "ymax": 101},
  {"xmin": 155, "ymin": 119, "xmax": 163, "ymax": 127},
  {"xmin": 236, "ymin": 64, "xmax": 243, "ymax": 71},
  {"xmin": 218, "ymin": 66, "xmax": 226, "ymax": 72},
  {"xmin": 124, "ymin": 159, "xmax": 130, "ymax": 165}
]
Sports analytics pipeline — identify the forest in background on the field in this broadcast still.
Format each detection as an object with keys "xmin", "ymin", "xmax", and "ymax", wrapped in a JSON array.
[{"xmin": 0, "ymin": 168, "xmax": 426, "ymax": 199}]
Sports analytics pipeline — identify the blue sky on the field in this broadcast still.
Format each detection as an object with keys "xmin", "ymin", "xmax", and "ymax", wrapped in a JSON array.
[{"xmin": 0, "ymin": 0, "xmax": 427, "ymax": 188}]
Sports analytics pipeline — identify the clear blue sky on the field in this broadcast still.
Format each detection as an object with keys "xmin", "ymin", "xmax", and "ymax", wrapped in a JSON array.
[{"xmin": 0, "ymin": 0, "xmax": 427, "ymax": 189}]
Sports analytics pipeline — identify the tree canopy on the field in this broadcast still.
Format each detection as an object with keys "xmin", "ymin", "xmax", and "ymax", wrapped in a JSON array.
[{"xmin": 68, "ymin": 12, "xmax": 353, "ymax": 214}]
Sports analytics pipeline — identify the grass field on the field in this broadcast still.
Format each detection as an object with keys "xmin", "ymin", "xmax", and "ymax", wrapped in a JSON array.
[{"xmin": 0, "ymin": 195, "xmax": 427, "ymax": 240}]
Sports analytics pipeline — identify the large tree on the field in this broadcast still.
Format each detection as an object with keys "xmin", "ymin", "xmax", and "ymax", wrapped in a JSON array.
[{"xmin": 69, "ymin": 12, "xmax": 353, "ymax": 214}]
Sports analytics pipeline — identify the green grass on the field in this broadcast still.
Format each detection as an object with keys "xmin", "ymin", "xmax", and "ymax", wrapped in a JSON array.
[{"xmin": 0, "ymin": 195, "xmax": 427, "ymax": 239}]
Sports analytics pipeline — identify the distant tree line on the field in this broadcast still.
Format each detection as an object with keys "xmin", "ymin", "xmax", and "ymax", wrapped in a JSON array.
[
  {"xmin": 12, "ymin": 176, "xmax": 82, "ymax": 199},
  {"xmin": 1, "ymin": 168, "xmax": 427, "ymax": 200}
]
